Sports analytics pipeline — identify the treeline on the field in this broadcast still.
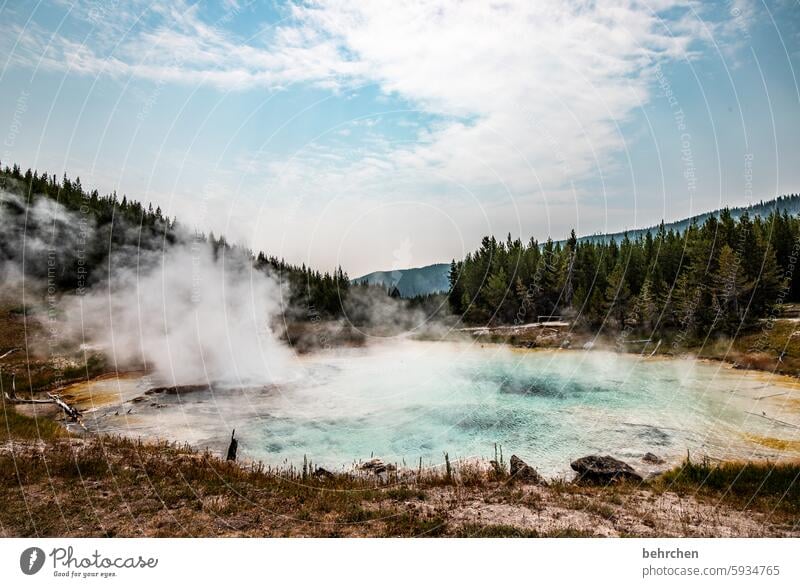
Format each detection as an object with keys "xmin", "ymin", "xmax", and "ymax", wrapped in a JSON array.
[
  {"xmin": 449, "ymin": 205, "xmax": 800, "ymax": 339},
  {"xmin": 0, "ymin": 163, "xmax": 349, "ymax": 318},
  {"xmin": 570, "ymin": 193, "xmax": 800, "ymax": 247}
]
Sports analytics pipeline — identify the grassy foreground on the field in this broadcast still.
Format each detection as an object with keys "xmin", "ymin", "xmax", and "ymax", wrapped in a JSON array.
[
  {"xmin": 1, "ymin": 302, "xmax": 798, "ymax": 537},
  {"xmin": 2, "ymin": 401, "xmax": 798, "ymax": 537}
]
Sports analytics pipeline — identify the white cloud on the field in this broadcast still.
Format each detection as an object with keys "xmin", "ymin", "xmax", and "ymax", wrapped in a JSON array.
[
  {"xmin": 278, "ymin": 1, "xmax": 708, "ymax": 192},
  {"xmin": 1, "ymin": 0, "xmax": 739, "ymax": 272}
]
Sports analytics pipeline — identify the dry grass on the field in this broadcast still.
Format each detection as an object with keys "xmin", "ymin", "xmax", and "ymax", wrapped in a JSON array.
[
  {"xmin": 692, "ymin": 320, "xmax": 800, "ymax": 377},
  {"xmin": 657, "ymin": 457, "xmax": 800, "ymax": 520},
  {"xmin": 2, "ymin": 408, "xmax": 798, "ymax": 538},
  {"xmin": 1, "ymin": 397, "xmax": 64, "ymax": 440}
]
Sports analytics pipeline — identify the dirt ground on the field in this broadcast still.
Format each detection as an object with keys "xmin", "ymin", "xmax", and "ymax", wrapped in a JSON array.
[{"xmin": 1, "ymin": 435, "xmax": 797, "ymax": 538}]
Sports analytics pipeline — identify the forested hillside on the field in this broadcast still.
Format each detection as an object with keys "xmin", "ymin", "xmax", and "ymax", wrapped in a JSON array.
[
  {"xmin": 5, "ymin": 161, "xmax": 795, "ymax": 341},
  {"xmin": 449, "ymin": 206, "xmax": 798, "ymax": 340},
  {"xmin": 0, "ymin": 162, "xmax": 349, "ymax": 318},
  {"xmin": 353, "ymin": 195, "xmax": 800, "ymax": 300}
]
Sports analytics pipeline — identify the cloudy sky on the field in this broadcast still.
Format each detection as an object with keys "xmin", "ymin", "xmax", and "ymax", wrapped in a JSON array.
[{"xmin": 1, "ymin": 0, "xmax": 799, "ymax": 276}]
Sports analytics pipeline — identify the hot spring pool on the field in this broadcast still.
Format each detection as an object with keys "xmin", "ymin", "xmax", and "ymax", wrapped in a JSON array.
[{"xmin": 72, "ymin": 341, "xmax": 800, "ymax": 476}]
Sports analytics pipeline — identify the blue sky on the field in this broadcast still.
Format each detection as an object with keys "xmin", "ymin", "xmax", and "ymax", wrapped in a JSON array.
[{"xmin": 1, "ymin": 0, "xmax": 799, "ymax": 276}]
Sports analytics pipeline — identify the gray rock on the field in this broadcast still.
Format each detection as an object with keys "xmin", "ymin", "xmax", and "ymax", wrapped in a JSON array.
[
  {"xmin": 570, "ymin": 455, "xmax": 643, "ymax": 484},
  {"xmin": 509, "ymin": 455, "xmax": 547, "ymax": 485},
  {"xmin": 642, "ymin": 452, "xmax": 665, "ymax": 465},
  {"xmin": 360, "ymin": 458, "xmax": 387, "ymax": 474},
  {"xmin": 314, "ymin": 467, "xmax": 336, "ymax": 479}
]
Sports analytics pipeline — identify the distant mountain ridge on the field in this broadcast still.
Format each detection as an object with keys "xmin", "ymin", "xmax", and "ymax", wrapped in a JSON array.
[
  {"xmin": 352, "ymin": 263, "xmax": 451, "ymax": 298},
  {"xmin": 570, "ymin": 194, "xmax": 800, "ymax": 246},
  {"xmin": 354, "ymin": 193, "xmax": 800, "ymax": 298}
]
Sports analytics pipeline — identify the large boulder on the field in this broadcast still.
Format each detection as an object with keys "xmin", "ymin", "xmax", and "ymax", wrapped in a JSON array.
[
  {"xmin": 642, "ymin": 452, "xmax": 665, "ymax": 465},
  {"xmin": 314, "ymin": 466, "xmax": 336, "ymax": 479},
  {"xmin": 360, "ymin": 458, "xmax": 387, "ymax": 474},
  {"xmin": 509, "ymin": 455, "xmax": 547, "ymax": 485},
  {"xmin": 570, "ymin": 455, "xmax": 642, "ymax": 484}
]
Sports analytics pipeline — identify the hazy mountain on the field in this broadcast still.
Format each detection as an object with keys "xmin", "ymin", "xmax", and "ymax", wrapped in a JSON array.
[
  {"xmin": 355, "ymin": 193, "xmax": 800, "ymax": 298},
  {"xmin": 353, "ymin": 263, "xmax": 451, "ymax": 298},
  {"xmin": 570, "ymin": 193, "xmax": 800, "ymax": 246}
]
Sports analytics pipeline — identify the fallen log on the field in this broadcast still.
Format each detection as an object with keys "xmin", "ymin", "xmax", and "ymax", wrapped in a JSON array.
[
  {"xmin": 47, "ymin": 393, "xmax": 81, "ymax": 422},
  {"xmin": 3, "ymin": 387, "xmax": 85, "ymax": 429},
  {"xmin": 3, "ymin": 393, "xmax": 53, "ymax": 404},
  {"xmin": 0, "ymin": 348, "xmax": 20, "ymax": 360}
]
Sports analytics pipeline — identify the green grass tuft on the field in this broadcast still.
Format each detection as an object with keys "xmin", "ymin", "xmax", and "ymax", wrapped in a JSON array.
[
  {"xmin": 1, "ymin": 400, "xmax": 64, "ymax": 440},
  {"xmin": 659, "ymin": 458, "xmax": 800, "ymax": 516}
]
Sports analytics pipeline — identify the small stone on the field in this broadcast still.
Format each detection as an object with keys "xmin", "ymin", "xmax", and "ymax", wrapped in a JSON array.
[
  {"xmin": 642, "ymin": 452, "xmax": 665, "ymax": 465},
  {"xmin": 314, "ymin": 467, "xmax": 336, "ymax": 479},
  {"xmin": 509, "ymin": 455, "xmax": 548, "ymax": 485}
]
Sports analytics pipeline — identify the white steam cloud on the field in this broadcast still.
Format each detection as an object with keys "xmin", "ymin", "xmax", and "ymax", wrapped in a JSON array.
[
  {"xmin": 66, "ymin": 242, "xmax": 295, "ymax": 386},
  {"xmin": 1, "ymin": 185, "xmax": 295, "ymax": 386}
]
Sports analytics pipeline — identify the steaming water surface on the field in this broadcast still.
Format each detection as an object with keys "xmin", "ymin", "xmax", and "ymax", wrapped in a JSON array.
[{"xmin": 77, "ymin": 341, "xmax": 800, "ymax": 476}]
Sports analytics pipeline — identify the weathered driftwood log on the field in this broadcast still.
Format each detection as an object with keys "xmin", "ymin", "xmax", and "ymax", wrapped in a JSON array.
[
  {"xmin": 3, "ymin": 387, "xmax": 84, "ymax": 427},
  {"xmin": 0, "ymin": 348, "xmax": 20, "ymax": 360},
  {"xmin": 3, "ymin": 393, "xmax": 53, "ymax": 405},
  {"xmin": 47, "ymin": 393, "xmax": 81, "ymax": 421},
  {"xmin": 226, "ymin": 429, "xmax": 238, "ymax": 462},
  {"xmin": 4, "ymin": 389, "xmax": 80, "ymax": 418}
]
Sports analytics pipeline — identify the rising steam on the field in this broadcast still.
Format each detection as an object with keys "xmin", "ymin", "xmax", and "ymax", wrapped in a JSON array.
[
  {"xmin": 64, "ymin": 241, "xmax": 295, "ymax": 386},
  {"xmin": 0, "ymin": 184, "xmax": 457, "ymax": 388},
  {"xmin": 1, "ymin": 186, "xmax": 294, "ymax": 386}
]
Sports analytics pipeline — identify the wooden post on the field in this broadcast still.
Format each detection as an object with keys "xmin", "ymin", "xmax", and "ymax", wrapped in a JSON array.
[{"xmin": 226, "ymin": 429, "xmax": 238, "ymax": 462}]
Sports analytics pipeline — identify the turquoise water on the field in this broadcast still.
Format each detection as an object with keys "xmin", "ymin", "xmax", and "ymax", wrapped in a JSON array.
[{"xmin": 84, "ymin": 341, "xmax": 800, "ymax": 476}]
